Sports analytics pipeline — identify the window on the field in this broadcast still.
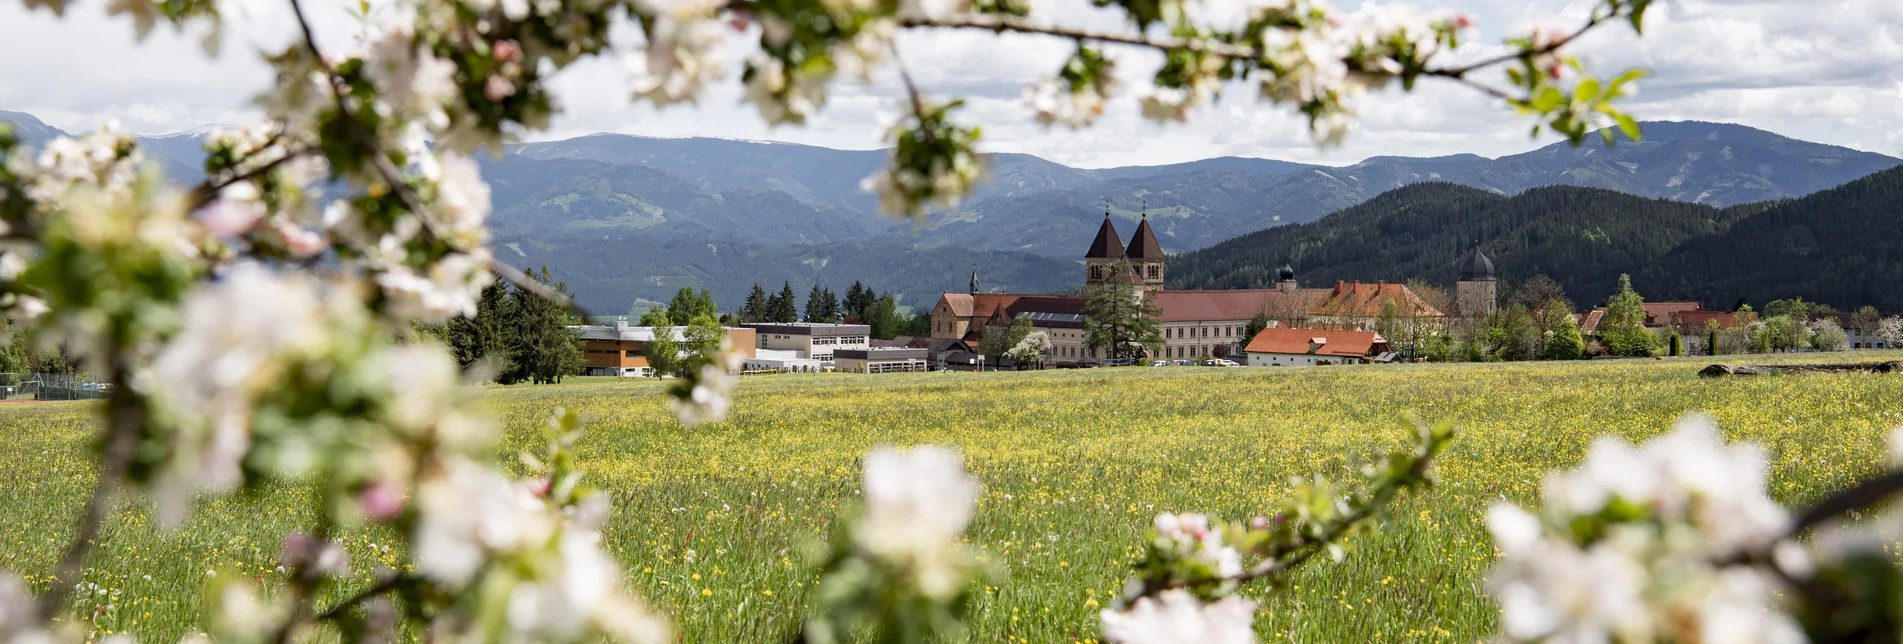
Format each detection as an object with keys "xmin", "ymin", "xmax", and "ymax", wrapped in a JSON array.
[
  {"xmin": 1146, "ymin": 265, "xmax": 1160, "ymax": 279},
  {"xmin": 1089, "ymin": 266, "xmax": 1103, "ymax": 280},
  {"xmin": 624, "ymin": 349, "xmax": 643, "ymax": 358},
  {"xmin": 1201, "ymin": 327, "xmax": 1209, "ymax": 337}
]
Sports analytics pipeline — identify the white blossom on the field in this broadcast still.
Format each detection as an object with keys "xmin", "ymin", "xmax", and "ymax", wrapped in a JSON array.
[
  {"xmin": 414, "ymin": 460, "xmax": 553, "ymax": 586},
  {"xmin": 1027, "ymin": 81, "xmax": 1108, "ymax": 129},
  {"xmin": 629, "ymin": 0, "xmax": 729, "ymax": 106},
  {"xmin": 1151, "ymin": 512, "xmax": 1243, "ymax": 578},
  {"xmin": 374, "ymin": 249, "xmax": 493, "ymax": 324},
  {"xmin": 1487, "ymin": 414, "xmax": 1804, "ymax": 644},
  {"xmin": 0, "ymin": 573, "xmax": 51, "ymax": 642},
  {"xmin": 148, "ymin": 264, "xmax": 331, "ymax": 526},
  {"xmin": 856, "ymin": 445, "xmax": 980, "ymax": 598},
  {"xmin": 1100, "ymin": 589, "xmax": 1256, "ymax": 644}
]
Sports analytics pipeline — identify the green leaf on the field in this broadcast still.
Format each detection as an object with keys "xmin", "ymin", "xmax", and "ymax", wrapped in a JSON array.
[
  {"xmin": 1575, "ymin": 78, "xmax": 1601, "ymax": 103},
  {"xmin": 1614, "ymin": 112, "xmax": 1642, "ymax": 141}
]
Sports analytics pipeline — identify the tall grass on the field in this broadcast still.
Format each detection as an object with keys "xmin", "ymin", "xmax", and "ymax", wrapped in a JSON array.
[{"xmin": 3, "ymin": 352, "xmax": 1901, "ymax": 641}]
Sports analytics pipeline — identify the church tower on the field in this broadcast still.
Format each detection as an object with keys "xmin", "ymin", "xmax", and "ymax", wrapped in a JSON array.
[
  {"xmin": 969, "ymin": 264, "xmax": 979, "ymax": 295},
  {"xmin": 1275, "ymin": 264, "xmax": 1298, "ymax": 295},
  {"xmin": 1123, "ymin": 206, "xmax": 1166, "ymax": 298},
  {"xmin": 1456, "ymin": 246, "xmax": 1498, "ymax": 318},
  {"xmin": 1083, "ymin": 206, "xmax": 1126, "ymax": 289}
]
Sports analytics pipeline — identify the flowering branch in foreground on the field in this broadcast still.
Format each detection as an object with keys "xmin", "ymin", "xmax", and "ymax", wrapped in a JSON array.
[{"xmin": 1101, "ymin": 417, "xmax": 1455, "ymax": 642}]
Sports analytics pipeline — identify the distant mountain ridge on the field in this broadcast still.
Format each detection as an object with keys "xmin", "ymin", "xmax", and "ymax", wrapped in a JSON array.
[{"xmin": 6, "ymin": 109, "xmax": 1899, "ymax": 312}]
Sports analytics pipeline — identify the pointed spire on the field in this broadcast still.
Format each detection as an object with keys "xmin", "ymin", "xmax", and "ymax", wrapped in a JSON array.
[
  {"xmin": 1125, "ymin": 214, "xmax": 1164, "ymax": 260},
  {"xmin": 1085, "ymin": 200, "xmax": 1125, "ymax": 259},
  {"xmin": 969, "ymin": 264, "xmax": 979, "ymax": 295}
]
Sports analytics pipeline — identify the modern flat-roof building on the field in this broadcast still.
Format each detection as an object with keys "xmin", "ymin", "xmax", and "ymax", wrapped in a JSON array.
[
  {"xmin": 569, "ymin": 319, "xmax": 756, "ymax": 377},
  {"xmin": 742, "ymin": 323, "xmax": 871, "ymax": 365},
  {"xmin": 834, "ymin": 348, "xmax": 930, "ymax": 374},
  {"xmin": 744, "ymin": 349, "xmax": 825, "ymax": 373}
]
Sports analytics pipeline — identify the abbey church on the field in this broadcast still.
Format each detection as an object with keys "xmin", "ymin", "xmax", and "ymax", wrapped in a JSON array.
[{"xmin": 929, "ymin": 210, "xmax": 1496, "ymax": 365}]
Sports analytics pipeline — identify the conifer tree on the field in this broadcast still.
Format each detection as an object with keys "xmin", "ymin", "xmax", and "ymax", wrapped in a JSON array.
[
  {"xmin": 1082, "ymin": 260, "xmax": 1162, "ymax": 363},
  {"xmin": 805, "ymin": 284, "xmax": 826, "ymax": 322},
  {"xmin": 741, "ymin": 284, "xmax": 768, "ymax": 323},
  {"xmin": 774, "ymin": 282, "xmax": 799, "ymax": 323},
  {"xmin": 820, "ymin": 287, "xmax": 840, "ymax": 323}
]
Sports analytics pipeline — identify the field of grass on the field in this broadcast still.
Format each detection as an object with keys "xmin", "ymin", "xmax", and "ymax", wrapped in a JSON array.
[{"xmin": 4, "ymin": 353, "xmax": 1903, "ymax": 641}]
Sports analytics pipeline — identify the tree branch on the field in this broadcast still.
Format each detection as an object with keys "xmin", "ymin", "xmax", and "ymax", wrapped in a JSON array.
[
  {"xmin": 316, "ymin": 573, "xmax": 417, "ymax": 621},
  {"xmin": 285, "ymin": 0, "xmax": 585, "ymax": 318},
  {"xmin": 184, "ymin": 138, "xmax": 309, "ymax": 212},
  {"xmin": 37, "ymin": 349, "xmax": 143, "ymax": 621},
  {"xmin": 896, "ymin": 13, "xmax": 1256, "ymax": 59}
]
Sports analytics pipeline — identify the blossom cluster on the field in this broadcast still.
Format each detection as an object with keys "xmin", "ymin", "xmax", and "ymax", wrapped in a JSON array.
[
  {"xmin": 805, "ymin": 445, "xmax": 986, "ymax": 642},
  {"xmin": 1486, "ymin": 414, "xmax": 1805, "ymax": 643}
]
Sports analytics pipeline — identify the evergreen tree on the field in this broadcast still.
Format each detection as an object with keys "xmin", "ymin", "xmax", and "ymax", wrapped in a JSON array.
[
  {"xmin": 1242, "ymin": 313, "xmax": 1271, "ymax": 349},
  {"xmin": 447, "ymin": 280, "xmax": 514, "ymax": 375},
  {"xmin": 1082, "ymin": 260, "xmax": 1163, "ymax": 363},
  {"xmin": 741, "ymin": 284, "xmax": 769, "ymax": 323},
  {"xmin": 1602, "ymin": 274, "xmax": 1655, "ymax": 357},
  {"xmin": 500, "ymin": 266, "xmax": 584, "ymax": 384},
  {"xmin": 804, "ymin": 284, "xmax": 826, "ymax": 322},
  {"xmin": 1668, "ymin": 330, "xmax": 1683, "ymax": 357},
  {"xmin": 844, "ymin": 281, "xmax": 873, "ymax": 320},
  {"xmin": 773, "ymin": 282, "xmax": 799, "ymax": 323},
  {"xmin": 819, "ymin": 288, "xmax": 840, "ymax": 323}
]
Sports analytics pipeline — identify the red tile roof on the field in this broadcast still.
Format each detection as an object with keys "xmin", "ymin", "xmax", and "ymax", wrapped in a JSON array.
[
  {"xmin": 1243, "ymin": 327, "xmax": 1385, "ymax": 358},
  {"xmin": 1575, "ymin": 309, "xmax": 1606, "ymax": 335},
  {"xmin": 1642, "ymin": 302, "xmax": 1703, "ymax": 326},
  {"xmin": 1308, "ymin": 282, "xmax": 1444, "ymax": 318},
  {"xmin": 1673, "ymin": 311, "xmax": 1739, "ymax": 331}
]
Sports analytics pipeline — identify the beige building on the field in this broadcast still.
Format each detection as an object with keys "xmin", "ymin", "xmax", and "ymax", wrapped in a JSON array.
[
  {"xmin": 834, "ymin": 348, "xmax": 930, "ymax": 373},
  {"xmin": 742, "ymin": 323, "xmax": 870, "ymax": 366}
]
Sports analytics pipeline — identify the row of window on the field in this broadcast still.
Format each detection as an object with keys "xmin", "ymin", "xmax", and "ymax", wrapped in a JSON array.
[
  {"xmin": 584, "ymin": 348, "xmax": 645, "ymax": 358},
  {"xmin": 1166, "ymin": 325, "xmax": 1242, "ymax": 339}
]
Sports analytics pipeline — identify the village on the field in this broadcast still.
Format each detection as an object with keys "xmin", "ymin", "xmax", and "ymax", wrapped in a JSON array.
[{"xmin": 568, "ymin": 210, "xmax": 1900, "ymax": 376}]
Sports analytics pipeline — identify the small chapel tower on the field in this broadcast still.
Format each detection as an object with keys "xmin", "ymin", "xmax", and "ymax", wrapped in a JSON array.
[{"xmin": 1456, "ymin": 246, "xmax": 1498, "ymax": 318}]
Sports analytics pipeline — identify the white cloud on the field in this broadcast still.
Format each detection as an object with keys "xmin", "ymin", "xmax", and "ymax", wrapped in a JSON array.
[{"xmin": 2, "ymin": 0, "xmax": 1898, "ymax": 166}]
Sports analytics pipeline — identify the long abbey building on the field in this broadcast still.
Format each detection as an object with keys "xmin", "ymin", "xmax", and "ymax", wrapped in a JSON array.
[{"xmin": 929, "ymin": 211, "xmax": 1490, "ymax": 365}]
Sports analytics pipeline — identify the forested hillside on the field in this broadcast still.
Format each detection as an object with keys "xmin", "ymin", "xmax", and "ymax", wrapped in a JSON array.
[
  {"xmin": 1633, "ymin": 166, "xmax": 1903, "ymax": 310},
  {"xmin": 494, "ymin": 233, "xmax": 1079, "ymax": 313},
  {"xmin": 1170, "ymin": 171, "xmax": 1903, "ymax": 310}
]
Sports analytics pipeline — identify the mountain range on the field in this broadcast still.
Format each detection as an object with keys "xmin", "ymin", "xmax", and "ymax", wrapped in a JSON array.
[{"xmin": 4, "ymin": 108, "xmax": 1899, "ymax": 311}]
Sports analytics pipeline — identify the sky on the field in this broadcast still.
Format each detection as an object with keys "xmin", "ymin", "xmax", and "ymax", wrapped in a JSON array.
[{"xmin": 2, "ymin": 0, "xmax": 1899, "ymax": 168}]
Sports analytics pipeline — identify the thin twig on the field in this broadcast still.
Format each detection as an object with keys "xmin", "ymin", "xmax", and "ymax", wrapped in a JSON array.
[
  {"xmin": 316, "ymin": 573, "xmax": 417, "ymax": 621},
  {"xmin": 897, "ymin": 13, "xmax": 1256, "ymax": 59},
  {"xmin": 1427, "ymin": 6, "xmax": 1613, "ymax": 78},
  {"xmin": 185, "ymin": 140, "xmax": 309, "ymax": 211},
  {"xmin": 37, "ymin": 352, "xmax": 143, "ymax": 621},
  {"xmin": 286, "ymin": 0, "xmax": 581, "ymax": 316}
]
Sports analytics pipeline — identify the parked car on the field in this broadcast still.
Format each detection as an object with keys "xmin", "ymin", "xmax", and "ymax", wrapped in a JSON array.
[
  {"xmin": 1172, "ymin": 360, "xmax": 1196, "ymax": 366},
  {"xmin": 1149, "ymin": 361, "xmax": 1171, "ymax": 367},
  {"xmin": 1215, "ymin": 359, "xmax": 1241, "ymax": 367}
]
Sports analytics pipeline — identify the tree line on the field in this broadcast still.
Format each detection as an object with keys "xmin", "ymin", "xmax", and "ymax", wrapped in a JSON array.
[
  {"xmin": 730, "ymin": 280, "xmax": 929, "ymax": 339},
  {"xmin": 440, "ymin": 266, "xmax": 585, "ymax": 384}
]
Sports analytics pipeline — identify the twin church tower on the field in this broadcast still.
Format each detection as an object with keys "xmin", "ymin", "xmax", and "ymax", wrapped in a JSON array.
[{"xmin": 1082, "ymin": 208, "xmax": 1166, "ymax": 298}]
